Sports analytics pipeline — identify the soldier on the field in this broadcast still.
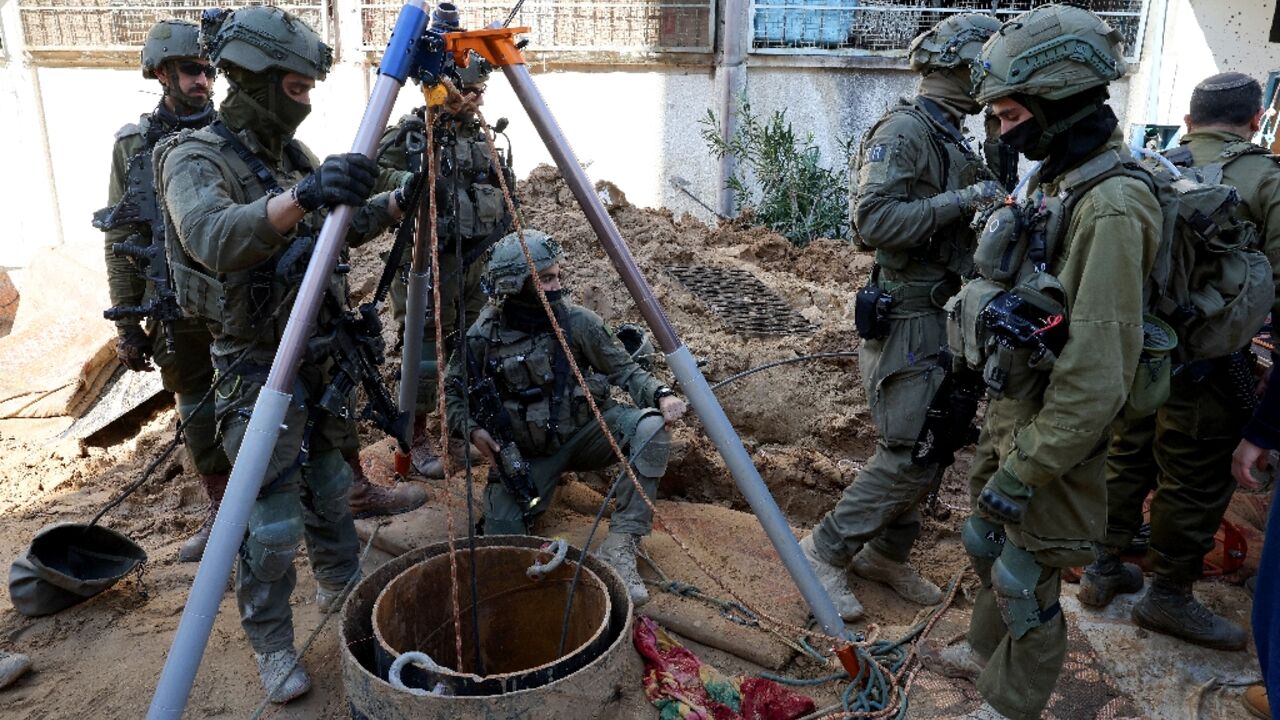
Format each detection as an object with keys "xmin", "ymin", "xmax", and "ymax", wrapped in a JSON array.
[
  {"xmin": 1081, "ymin": 72, "xmax": 1280, "ymax": 652},
  {"xmin": 923, "ymin": 6, "xmax": 1162, "ymax": 719},
  {"xmin": 156, "ymin": 6, "xmax": 413, "ymax": 703},
  {"xmin": 798, "ymin": 13, "xmax": 1003, "ymax": 619},
  {"xmin": 442, "ymin": 231, "xmax": 686, "ymax": 604},
  {"xmin": 380, "ymin": 56, "xmax": 515, "ymax": 478},
  {"xmin": 100, "ymin": 19, "xmax": 229, "ymax": 562}
]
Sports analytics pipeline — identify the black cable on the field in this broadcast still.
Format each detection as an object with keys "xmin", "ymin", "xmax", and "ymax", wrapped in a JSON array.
[
  {"xmin": 708, "ymin": 351, "xmax": 859, "ymax": 392},
  {"xmin": 556, "ymin": 427, "xmax": 661, "ymax": 656},
  {"xmin": 502, "ymin": 0, "xmax": 527, "ymax": 27}
]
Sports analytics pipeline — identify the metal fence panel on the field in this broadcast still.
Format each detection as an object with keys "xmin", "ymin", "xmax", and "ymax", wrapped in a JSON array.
[
  {"xmin": 751, "ymin": 0, "xmax": 1148, "ymax": 63},
  {"xmin": 360, "ymin": 0, "xmax": 714, "ymax": 54},
  {"xmin": 19, "ymin": 0, "xmax": 330, "ymax": 51}
]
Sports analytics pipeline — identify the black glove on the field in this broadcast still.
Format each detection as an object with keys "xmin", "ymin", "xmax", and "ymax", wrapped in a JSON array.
[
  {"xmin": 116, "ymin": 326, "xmax": 154, "ymax": 372},
  {"xmin": 293, "ymin": 153, "xmax": 378, "ymax": 211},
  {"xmin": 953, "ymin": 180, "xmax": 1005, "ymax": 212},
  {"xmin": 976, "ymin": 466, "xmax": 1034, "ymax": 525}
]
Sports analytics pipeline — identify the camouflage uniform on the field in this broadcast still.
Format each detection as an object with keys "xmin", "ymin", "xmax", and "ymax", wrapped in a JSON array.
[
  {"xmin": 380, "ymin": 99, "xmax": 515, "ymax": 416},
  {"xmin": 803, "ymin": 13, "xmax": 1002, "ymax": 616},
  {"xmin": 1096, "ymin": 126, "xmax": 1280, "ymax": 648},
  {"xmin": 156, "ymin": 6, "xmax": 402, "ymax": 702},
  {"xmin": 443, "ymin": 231, "xmax": 674, "ymax": 603},
  {"xmin": 949, "ymin": 7, "xmax": 1161, "ymax": 719}
]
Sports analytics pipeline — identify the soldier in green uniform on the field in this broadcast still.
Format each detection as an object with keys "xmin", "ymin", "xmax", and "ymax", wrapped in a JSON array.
[
  {"xmin": 798, "ymin": 13, "xmax": 1003, "ymax": 620},
  {"xmin": 922, "ymin": 6, "xmax": 1162, "ymax": 719},
  {"xmin": 443, "ymin": 231, "xmax": 686, "ymax": 604},
  {"xmin": 1081, "ymin": 72, "xmax": 1280, "ymax": 650},
  {"xmin": 99, "ymin": 19, "xmax": 229, "ymax": 563},
  {"xmin": 155, "ymin": 6, "xmax": 412, "ymax": 703},
  {"xmin": 380, "ymin": 57, "xmax": 515, "ymax": 478}
]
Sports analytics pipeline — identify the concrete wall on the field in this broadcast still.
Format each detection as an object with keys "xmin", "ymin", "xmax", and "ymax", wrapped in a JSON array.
[{"xmin": 9, "ymin": 0, "xmax": 1276, "ymax": 291}]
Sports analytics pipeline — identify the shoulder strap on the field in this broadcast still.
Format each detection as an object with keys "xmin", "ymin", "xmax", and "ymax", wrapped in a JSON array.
[{"xmin": 209, "ymin": 121, "xmax": 283, "ymax": 194}]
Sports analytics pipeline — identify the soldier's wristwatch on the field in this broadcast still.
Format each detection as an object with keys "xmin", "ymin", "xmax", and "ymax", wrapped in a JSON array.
[{"xmin": 654, "ymin": 386, "xmax": 676, "ymax": 403}]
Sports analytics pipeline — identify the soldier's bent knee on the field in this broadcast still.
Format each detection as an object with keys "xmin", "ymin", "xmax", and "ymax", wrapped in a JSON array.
[
  {"xmin": 631, "ymin": 413, "xmax": 670, "ymax": 478},
  {"xmin": 991, "ymin": 542, "xmax": 1057, "ymax": 640},
  {"xmin": 305, "ymin": 453, "xmax": 354, "ymax": 523},
  {"xmin": 962, "ymin": 515, "xmax": 1006, "ymax": 587},
  {"xmin": 245, "ymin": 516, "xmax": 304, "ymax": 582}
]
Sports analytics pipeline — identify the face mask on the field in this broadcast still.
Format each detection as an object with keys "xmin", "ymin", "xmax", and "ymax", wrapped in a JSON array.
[
  {"xmin": 1001, "ymin": 120, "xmax": 1050, "ymax": 160},
  {"xmin": 273, "ymin": 91, "xmax": 311, "ymax": 137}
]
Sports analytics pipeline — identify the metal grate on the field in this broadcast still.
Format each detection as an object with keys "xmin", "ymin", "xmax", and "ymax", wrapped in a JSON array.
[
  {"xmin": 751, "ymin": 0, "xmax": 1148, "ymax": 63},
  {"xmin": 360, "ymin": 0, "xmax": 714, "ymax": 53},
  {"xmin": 18, "ymin": 0, "xmax": 330, "ymax": 51},
  {"xmin": 666, "ymin": 265, "xmax": 816, "ymax": 336}
]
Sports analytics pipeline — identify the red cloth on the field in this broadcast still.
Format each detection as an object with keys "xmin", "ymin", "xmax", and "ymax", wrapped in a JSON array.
[{"xmin": 634, "ymin": 615, "xmax": 817, "ymax": 720}]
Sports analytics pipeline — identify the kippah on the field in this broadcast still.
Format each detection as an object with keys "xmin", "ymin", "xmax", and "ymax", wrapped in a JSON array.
[{"xmin": 1194, "ymin": 72, "xmax": 1257, "ymax": 93}]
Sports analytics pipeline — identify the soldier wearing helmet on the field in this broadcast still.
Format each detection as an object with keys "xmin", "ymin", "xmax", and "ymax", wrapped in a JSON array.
[
  {"xmin": 799, "ymin": 13, "xmax": 1002, "ymax": 623},
  {"xmin": 155, "ymin": 5, "xmax": 418, "ymax": 704},
  {"xmin": 920, "ymin": 7, "xmax": 1162, "ymax": 719},
  {"xmin": 1091, "ymin": 71, "xmax": 1280, "ymax": 652},
  {"xmin": 378, "ymin": 49, "xmax": 516, "ymax": 480},
  {"xmin": 443, "ymin": 231, "xmax": 686, "ymax": 605},
  {"xmin": 98, "ymin": 18, "xmax": 228, "ymax": 566}
]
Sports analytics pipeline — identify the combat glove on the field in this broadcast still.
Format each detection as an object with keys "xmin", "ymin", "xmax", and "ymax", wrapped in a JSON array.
[
  {"xmin": 976, "ymin": 467, "xmax": 1032, "ymax": 525},
  {"xmin": 293, "ymin": 153, "xmax": 378, "ymax": 211},
  {"xmin": 116, "ymin": 325, "xmax": 154, "ymax": 372},
  {"xmin": 953, "ymin": 180, "xmax": 1005, "ymax": 212}
]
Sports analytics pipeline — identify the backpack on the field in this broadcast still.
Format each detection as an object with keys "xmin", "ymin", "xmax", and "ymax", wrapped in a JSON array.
[{"xmin": 1130, "ymin": 145, "xmax": 1273, "ymax": 363}]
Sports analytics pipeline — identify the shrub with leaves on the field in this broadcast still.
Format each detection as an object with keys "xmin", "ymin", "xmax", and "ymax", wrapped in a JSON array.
[{"xmin": 701, "ymin": 97, "xmax": 853, "ymax": 246}]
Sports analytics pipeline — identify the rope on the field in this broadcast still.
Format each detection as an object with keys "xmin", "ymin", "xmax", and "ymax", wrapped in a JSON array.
[{"xmin": 474, "ymin": 107, "xmax": 857, "ymax": 653}]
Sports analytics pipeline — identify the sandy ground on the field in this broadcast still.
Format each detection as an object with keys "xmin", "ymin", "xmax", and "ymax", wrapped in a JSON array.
[{"xmin": 0, "ymin": 166, "xmax": 1266, "ymax": 718}]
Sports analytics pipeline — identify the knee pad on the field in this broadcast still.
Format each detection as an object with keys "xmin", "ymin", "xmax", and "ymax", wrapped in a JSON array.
[
  {"xmin": 244, "ymin": 515, "xmax": 304, "ymax": 583},
  {"xmin": 962, "ymin": 515, "xmax": 1006, "ymax": 587},
  {"xmin": 991, "ymin": 542, "xmax": 1058, "ymax": 640},
  {"xmin": 304, "ymin": 451, "xmax": 354, "ymax": 523},
  {"xmin": 631, "ymin": 413, "xmax": 670, "ymax": 478}
]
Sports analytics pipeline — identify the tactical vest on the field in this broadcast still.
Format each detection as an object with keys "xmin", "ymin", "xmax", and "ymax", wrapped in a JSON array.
[
  {"xmin": 378, "ymin": 114, "xmax": 514, "ymax": 256},
  {"xmin": 851, "ymin": 98, "xmax": 995, "ymax": 278},
  {"xmin": 469, "ymin": 310, "xmax": 611, "ymax": 456},
  {"xmin": 156, "ymin": 124, "xmax": 342, "ymax": 356}
]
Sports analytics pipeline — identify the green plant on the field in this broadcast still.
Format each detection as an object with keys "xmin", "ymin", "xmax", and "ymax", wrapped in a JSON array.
[{"xmin": 701, "ymin": 97, "xmax": 853, "ymax": 246}]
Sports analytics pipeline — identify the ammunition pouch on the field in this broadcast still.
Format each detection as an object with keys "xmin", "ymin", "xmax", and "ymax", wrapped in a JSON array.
[
  {"xmin": 962, "ymin": 515, "xmax": 1006, "ymax": 587},
  {"xmin": 973, "ymin": 203, "xmax": 1029, "ymax": 283},
  {"xmin": 991, "ymin": 542, "xmax": 1059, "ymax": 640},
  {"xmin": 854, "ymin": 283, "xmax": 893, "ymax": 340},
  {"xmin": 1123, "ymin": 315, "xmax": 1178, "ymax": 419}
]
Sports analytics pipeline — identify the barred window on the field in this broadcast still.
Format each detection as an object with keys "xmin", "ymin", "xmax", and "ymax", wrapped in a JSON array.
[
  {"xmin": 751, "ymin": 1, "xmax": 1148, "ymax": 63},
  {"xmin": 360, "ymin": 0, "xmax": 715, "ymax": 55},
  {"xmin": 18, "ymin": 0, "xmax": 330, "ymax": 51}
]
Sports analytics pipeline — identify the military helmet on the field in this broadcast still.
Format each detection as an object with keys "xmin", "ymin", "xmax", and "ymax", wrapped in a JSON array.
[
  {"xmin": 907, "ymin": 13, "xmax": 1001, "ymax": 74},
  {"xmin": 973, "ymin": 4, "xmax": 1126, "ymax": 105},
  {"xmin": 455, "ymin": 52, "xmax": 493, "ymax": 89},
  {"xmin": 141, "ymin": 19, "xmax": 202, "ymax": 79},
  {"xmin": 484, "ymin": 230, "xmax": 563, "ymax": 298},
  {"xmin": 200, "ymin": 5, "xmax": 333, "ymax": 80}
]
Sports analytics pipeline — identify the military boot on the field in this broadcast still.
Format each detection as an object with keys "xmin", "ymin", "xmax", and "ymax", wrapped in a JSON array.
[
  {"xmin": 178, "ymin": 473, "xmax": 228, "ymax": 563},
  {"xmin": 851, "ymin": 544, "xmax": 943, "ymax": 605},
  {"xmin": 317, "ymin": 571, "xmax": 359, "ymax": 614},
  {"xmin": 918, "ymin": 638, "xmax": 985, "ymax": 681},
  {"xmin": 798, "ymin": 535, "xmax": 863, "ymax": 621},
  {"xmin": 1078, "ymin": 550, "xmax": 1143, "ymax": 608},
  {"xmin": 0, "ymin": 650, "xmax": 31, "ymax": 690},
  {"xmin": 255, "ymin": 648, "xmax": 311, "ymax": 704},
  {"xmin": 596, "ymin": 532, "xmax": 649, "ymax": 606},
  {"xmin": 1131, "ymin": 576, "xmax": 1247, "ymax": 650},
  {"xmin": 408, "ymin": 414, "xmax": 445, "ymax": 479},
  {"xmin": 347, "ymin": 456, "xmax": 428, "ymax": 519},
  {"xmin": 1243, "ymin": 685, "xmax": 1270, "ymax": 719}
]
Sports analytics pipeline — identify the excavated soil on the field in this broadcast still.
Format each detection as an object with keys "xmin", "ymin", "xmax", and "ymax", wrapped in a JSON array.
[{"xmin": 0, "ymin": 165, "xmax": 975, "ymax": 718}]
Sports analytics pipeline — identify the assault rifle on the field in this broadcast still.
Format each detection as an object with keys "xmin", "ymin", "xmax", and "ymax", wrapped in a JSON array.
[
  {"xmin": 94, "ymin": 124, "xmax": 183, "ymax": 353},
  {"xmin": 458, "ymin": 352, "xmax": 540, "ymax": 516},
  {"xmin": 912, "ymin": 351, "xmax": 985, "ymax": 518},
  {"xmin": 318, "ymin": 299, "xmax": 412, "ymax": 453}
]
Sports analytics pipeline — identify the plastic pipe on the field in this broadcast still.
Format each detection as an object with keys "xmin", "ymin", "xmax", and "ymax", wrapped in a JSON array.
[{"xmin": 501, "ymin": 61, "xmax": 854, "ymax": 643}]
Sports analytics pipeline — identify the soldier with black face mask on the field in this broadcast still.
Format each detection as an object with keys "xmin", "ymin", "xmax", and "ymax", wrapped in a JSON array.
[{"xmin": 99, "ymin": 19, "xmax": 228, "ymax": 564}]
